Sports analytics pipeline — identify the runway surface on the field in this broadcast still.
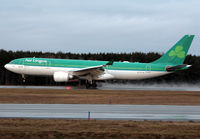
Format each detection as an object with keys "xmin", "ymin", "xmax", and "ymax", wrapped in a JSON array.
[
  {"xmin": 1, "ymin": 84, "xmax": 200, "ymax": 91},
  {"xmin": 0, "ymin": 104, "xmax": 200, "ymax": 121}
]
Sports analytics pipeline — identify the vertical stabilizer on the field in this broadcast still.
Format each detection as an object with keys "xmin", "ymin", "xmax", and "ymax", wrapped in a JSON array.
[{"xmin": 152, "ymin": 35, "xmax": 194, "ymax": 65}]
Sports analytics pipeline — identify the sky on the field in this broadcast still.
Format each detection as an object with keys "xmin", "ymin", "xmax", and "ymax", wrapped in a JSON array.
[{"xmin": 0, "ymin": 0, "xmax": 200, "ymax": 55}]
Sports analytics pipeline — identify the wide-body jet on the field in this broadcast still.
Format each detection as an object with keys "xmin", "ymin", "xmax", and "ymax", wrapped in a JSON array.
[{"xmin": 5, "ymin": 35, "xmax": 194, "ymax": 88}]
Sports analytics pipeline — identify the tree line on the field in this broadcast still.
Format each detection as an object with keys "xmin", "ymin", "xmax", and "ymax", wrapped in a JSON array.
[{"xmin": 0, "ymin": 49, "xmax": 200, "ymax": 86}]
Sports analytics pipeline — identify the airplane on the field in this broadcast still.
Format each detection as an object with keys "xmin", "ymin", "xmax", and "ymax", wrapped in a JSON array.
[{"xmin": 4, "ymin": 35, "xmax": 194, "ymax": 88}]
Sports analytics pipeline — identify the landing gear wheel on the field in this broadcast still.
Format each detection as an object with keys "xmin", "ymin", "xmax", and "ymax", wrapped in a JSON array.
[
  {"xmin": 86, "ymin": 83, "xmax": 91, "ymax": 89},
  {"xmin": 85, "ymin": 80, "xmax": 97, "ymax": 89},
  {"xmin": 92, "ymin": 82, "xmax": 97, "ymax": 88},
  {"xmin": 22, "ymin": 74, "xmax": 26, "ymax": 82},
  {"xmin": 21, "ymin": 74, "xmax": 26, "ymax": 85}
]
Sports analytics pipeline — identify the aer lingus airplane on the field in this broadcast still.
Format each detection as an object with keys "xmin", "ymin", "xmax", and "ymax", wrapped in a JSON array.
[{"xmin": 5, "ymin": 35, "xmax": 194, "ymax": 88}]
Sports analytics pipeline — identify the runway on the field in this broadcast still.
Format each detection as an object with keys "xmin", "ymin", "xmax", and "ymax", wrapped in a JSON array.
[
  {"xmin": 1, "ymin": 83, "xmax": 200, "ymax": 91},
  {"xmin": 0, "ymin": 104, "xmax": 200, "ymax": 121}
]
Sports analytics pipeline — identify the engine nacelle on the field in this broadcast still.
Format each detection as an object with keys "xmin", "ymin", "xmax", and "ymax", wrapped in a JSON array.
[{"xmin": 53, "ymin": 72, "xmax": 69, "ymax": 82}]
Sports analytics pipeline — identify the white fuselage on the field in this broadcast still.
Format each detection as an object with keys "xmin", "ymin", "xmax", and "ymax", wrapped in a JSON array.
[{"xmin": 5, "ymin": 64, "xmax": 170, "ymax": 80}]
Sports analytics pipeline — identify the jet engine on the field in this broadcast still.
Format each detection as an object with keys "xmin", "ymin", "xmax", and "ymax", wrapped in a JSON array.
[{"xmin": 53, "ymin": 72, "xmax": 70, "ymax": 82}]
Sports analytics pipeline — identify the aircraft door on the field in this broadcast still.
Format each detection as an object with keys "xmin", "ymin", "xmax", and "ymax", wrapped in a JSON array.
[
  {"xmin": 18, "ymin": 59, "xmax": 24, "ymax": 69},
  {"xmin": 47, "ymin": 60, "xmax": 51, "ymax": 67},
  {"xmin": 145, "ymin": 64, "xmax": 151, "ymax": 73}
]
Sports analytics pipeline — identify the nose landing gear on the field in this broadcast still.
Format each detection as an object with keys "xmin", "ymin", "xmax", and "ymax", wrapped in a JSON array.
[{"xmin": 22, "ymin": 74, "xmax": 26, "ymax": 83}]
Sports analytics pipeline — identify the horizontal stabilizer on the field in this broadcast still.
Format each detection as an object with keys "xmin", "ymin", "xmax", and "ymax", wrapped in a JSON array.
[{"xmin": 166, "ymin": 64, "xmax": 191, "ymax": 72}]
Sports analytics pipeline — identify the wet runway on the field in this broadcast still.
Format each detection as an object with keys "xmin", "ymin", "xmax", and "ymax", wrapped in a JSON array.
[
  {"xmin": 0, "ymin": 85, "xmax": 65, "ymax": 90},
  {"xmin": 1, "ymin": 84, "xmax": 200, "ymax": 91},
  {"xmin": 0, "ymin": 104, "xmax": 200, "ymax": 121}
]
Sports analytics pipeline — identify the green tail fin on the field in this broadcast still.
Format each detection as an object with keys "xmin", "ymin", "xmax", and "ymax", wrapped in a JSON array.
[{"xmin": 152, "ymin": 35, "xmax": 194, "ymax": 65}]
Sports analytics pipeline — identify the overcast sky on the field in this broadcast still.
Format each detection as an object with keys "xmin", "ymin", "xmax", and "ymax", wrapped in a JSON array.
[{"xmin": 0, "ymin": 0, "xmax": 200, "ymax": 55}]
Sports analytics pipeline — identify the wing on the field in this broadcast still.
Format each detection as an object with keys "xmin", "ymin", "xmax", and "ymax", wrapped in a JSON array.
[{"xmin": 71, "ymin": 61, "xmax": 113, "ymax": 79}]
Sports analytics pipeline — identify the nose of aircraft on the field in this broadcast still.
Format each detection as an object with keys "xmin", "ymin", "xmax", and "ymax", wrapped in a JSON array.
[
  {"xmin": 4, "ymin": 64, "xmax": 16, "ymax": 72},
  {"xmin": 4, "ymin": 64, "xmax": 9, "ymax": 70}
]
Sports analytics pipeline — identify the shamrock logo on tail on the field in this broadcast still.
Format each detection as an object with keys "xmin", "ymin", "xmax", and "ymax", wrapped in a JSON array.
[{"xmin": 168, "ymin": 45, "xmax": 185, "ymax": 59}]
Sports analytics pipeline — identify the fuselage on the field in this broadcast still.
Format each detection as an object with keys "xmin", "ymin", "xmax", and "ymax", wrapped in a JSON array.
[
  {"xmin": 5, "ymin": 58, "xmax": 172, "ymax": 80},
  {"xmin": 4, "ymin": 35, "xmax": 194, "ymax": 86}
]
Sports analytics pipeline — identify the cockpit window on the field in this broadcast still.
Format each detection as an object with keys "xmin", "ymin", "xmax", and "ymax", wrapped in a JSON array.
[{"xmin": 9, "ymin": 61, "xmax": 14, "ymax": 64}]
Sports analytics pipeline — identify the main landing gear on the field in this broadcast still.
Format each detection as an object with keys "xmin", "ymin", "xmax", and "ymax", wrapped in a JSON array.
[{"xmin": 85, "ymin": 80, "xmax": 97, "ymax": 89}]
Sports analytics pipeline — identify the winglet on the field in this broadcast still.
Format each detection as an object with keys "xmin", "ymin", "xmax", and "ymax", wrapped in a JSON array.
[{"xmin": 106, "ymin": 61, "xmax": 114, "ymax": 66}]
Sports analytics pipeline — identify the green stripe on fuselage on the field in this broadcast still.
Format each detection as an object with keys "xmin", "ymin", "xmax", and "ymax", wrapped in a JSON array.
[{"xmin": 10, "ymin": 58, "xmax": 169, "ymax": 71}]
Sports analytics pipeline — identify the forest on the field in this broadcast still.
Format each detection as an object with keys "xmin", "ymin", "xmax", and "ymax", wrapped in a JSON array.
[{"xmin": 0, "ymin": 49, "xmax": 200, "ymax": 86}]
